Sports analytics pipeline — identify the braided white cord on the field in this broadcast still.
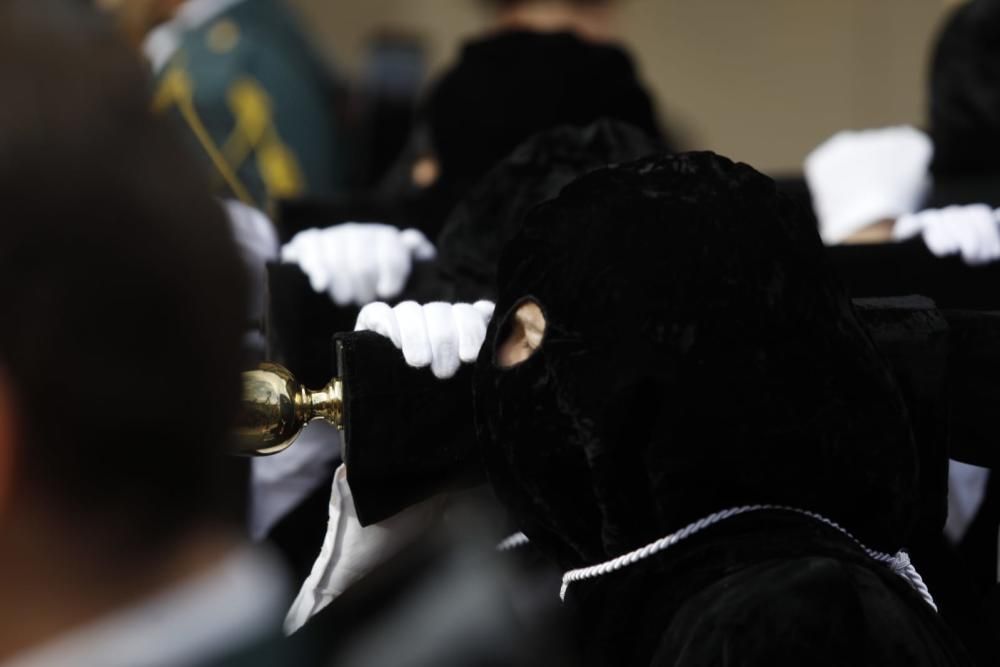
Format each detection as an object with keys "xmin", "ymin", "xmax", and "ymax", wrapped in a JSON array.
[
  {"xmin": 558, "ymin": 504, "xmax": 938, "ymax": 612},
  {"xmin": 497, "ymin": 531, "xmax": 530, "ymax": 552}
]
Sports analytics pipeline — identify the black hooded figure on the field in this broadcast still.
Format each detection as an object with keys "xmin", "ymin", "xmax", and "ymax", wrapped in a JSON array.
[
  {"xmin": 929, "ymin": 0, "xmax": 1000, "ymax": 206},
  {"xmin": 380, "ymin": 30, "xmax": 670, "ymax": 239},
  {"xmin": 475, "ymin": 152, "xmax": 971, "ymax": 665},
  {"xmin": 432, "ymin": 119, "xmax": 662, "ymax": 302},
  {"xmin": 925, "ymin": 4, "xmax": 1000, "ymax": 659}
]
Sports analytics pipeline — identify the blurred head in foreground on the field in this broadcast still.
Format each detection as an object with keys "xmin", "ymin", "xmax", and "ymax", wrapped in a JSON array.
[
  {"xmin": 0, "ymin": 0, "xmax": 248, "ymax": 659},
  {"xmin": 93, "ymin": 0, "xmax": 182, "ymax": 49}
]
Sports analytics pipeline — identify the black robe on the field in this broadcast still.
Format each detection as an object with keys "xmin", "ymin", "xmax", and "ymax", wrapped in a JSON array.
[{"xmin": 570, "ymin": 512, "xmax": 967, "ymax": 666}]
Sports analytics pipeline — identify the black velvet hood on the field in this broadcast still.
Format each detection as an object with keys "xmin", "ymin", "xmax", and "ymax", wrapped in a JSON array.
[
  {"xmin": 415, "ymin": 29, "xmax": 667, "ymax": 232},
  {"xmin": 929, "ymin": 0, "xmax": 1000, "ymax": 185},
  {"xmin": 474, "ymin": 152, "xmax": 919, "ymax": 572},
  {"xmin": 435, "ymin": 120, "xmax": 662, "ymax": 302}
]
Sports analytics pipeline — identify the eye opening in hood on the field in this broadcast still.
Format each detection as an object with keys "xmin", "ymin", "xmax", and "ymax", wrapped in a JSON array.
[{"xmin": 495, "ymin": 296, "xmax": 548, "ymax": 369}]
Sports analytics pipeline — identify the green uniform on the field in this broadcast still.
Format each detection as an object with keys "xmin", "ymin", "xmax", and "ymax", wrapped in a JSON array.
[{"xmin": 153, "ymin": 0, "xmax": 345, "ymax": 211}]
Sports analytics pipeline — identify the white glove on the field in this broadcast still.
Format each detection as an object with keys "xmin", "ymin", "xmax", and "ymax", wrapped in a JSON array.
[
  {"xmin": 281, "ymin": 223, "xmax": 436, "ymax": 307},
  {"xmin": 805, "ymin": 126, "xmax": 933, "ymax": 245},
  {"xmin": 893, "ymin": 204, "xmax": 1000, "ymax": 266},
  {"xmin": 355, "ymin": 300, "xmax": 495, "ymax": 379}
]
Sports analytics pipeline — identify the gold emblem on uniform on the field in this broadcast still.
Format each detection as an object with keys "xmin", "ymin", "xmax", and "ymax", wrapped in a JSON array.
[{"xmin": 207, "ymin": 19, "xmax": 241, "ymax": 54}]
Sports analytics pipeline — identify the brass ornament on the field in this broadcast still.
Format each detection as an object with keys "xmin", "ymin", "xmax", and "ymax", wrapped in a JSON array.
[{"xmin": 235, "ymin": 363, "xmax": 343, "ymax": 456}]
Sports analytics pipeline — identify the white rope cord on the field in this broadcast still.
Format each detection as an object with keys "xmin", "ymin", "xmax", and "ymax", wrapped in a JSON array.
[
  {"xmin": 558, "ymin": 504, "xmax": 937, "ymax": 611},
  {"xmin": 496, "ymin": 531, "xmax": 530, "ymax": 552}
]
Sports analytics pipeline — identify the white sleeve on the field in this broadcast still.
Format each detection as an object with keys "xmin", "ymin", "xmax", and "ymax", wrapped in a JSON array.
[
  {"xmin": 284, "ymin": 464, "xmax": 445, "ymax": 634},
  {"xmin": 944, "ymin": 460, "xmax": 991, "ymax": 545}
]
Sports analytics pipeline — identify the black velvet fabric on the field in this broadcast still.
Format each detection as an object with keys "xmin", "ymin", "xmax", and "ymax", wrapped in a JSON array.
[
  {"xmin": 338, "ymin": 332, "xmax": 482, "ymax": 525},
  {"xmin": 267, "ymin": 258, "xmax": 441, "ymax": 391},
  {"xmin": 926, "ymin": 171, "xmax": 1000, "ymax": 210},
  {"xmin": 392, "ymin": 29, "xmax": 669, "ymax": 236},
  {"xmin": 474, "ymin": 152, "xmax": 967, "ymax": 664},
  {"xmin": 267, "ymin": 262, "xmax": 359, "ymax": 389},
  {"xmin": 572, "ymin": 511, "xmax": 969, "ymax": 666},
  {"xmin": 434, "ymin": 120, "xmax": 662, "ymax": 302},
  {"xmin": 852, "ymin": 298, "xmax": 949, "ymax": 540},
  {"xmin": 477, "ymin": 151, "xmax": 917, "ymax": 564},
  {"xmin": 947, "ymin": 310, "xmax": 1000, "ymax": 469},
  {"xmin": 828, "ymin": 239, "xmax": 1000, "ymax": 310},
  {"xmin": 929, "ymin": 0, "xmax": 1000, "ymax": 183},
  {"xmin": 428, "ymin": 30, "xmax": 664, "ymax": 197}
]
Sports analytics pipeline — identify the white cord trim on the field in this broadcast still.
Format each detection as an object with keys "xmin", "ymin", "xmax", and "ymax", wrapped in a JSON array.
[
  {"xmin": 558, "ymin": 504, "xmax": 937, "ymax": 611},
  {"xmin": 496, "ymin": 531, "xmax": 530, "ymax": 552}
]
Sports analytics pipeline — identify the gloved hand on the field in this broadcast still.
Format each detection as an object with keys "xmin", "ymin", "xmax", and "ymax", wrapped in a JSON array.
[
  {"xmin": 281, "ymin": 223, "xmax": 436, "ymax": 306},
  {"xmin": 804, "ymin": 126, "xmax": 933, "ymax": 245},
  {"xmin": 355, "ymin": 300, "xmax": 495, "ymax": 379},
  {"xmin": 893, "ymin": 204, "xmax": 1000, "ymax": 266}
]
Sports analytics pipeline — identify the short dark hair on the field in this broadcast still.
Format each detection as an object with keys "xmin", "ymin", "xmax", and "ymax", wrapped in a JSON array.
[{"xmin": 0, "ymin": 2, "xmax": 248, "ymax": 553}]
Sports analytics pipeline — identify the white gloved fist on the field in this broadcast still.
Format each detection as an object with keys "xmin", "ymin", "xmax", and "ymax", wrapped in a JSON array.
[
  {"xmin": 805, "ymin": 126, "xmax": 933, "ymax": 245},
  {"xmin": 355, "ymin": 300, "xmax": 495, "ymax": 379},
  {"xmin": 894, "ymin": 204, "xmax": 1000, "ymax": 266},
  {"xmin": 281, "ymin": 223, "xmax": 436, "ymax": 306}
]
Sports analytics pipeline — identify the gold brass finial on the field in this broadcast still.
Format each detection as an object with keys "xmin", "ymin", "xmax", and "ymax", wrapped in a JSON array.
[{"xmin": 235, "ymin": 363, "xmax": 343, "ymax": 456}]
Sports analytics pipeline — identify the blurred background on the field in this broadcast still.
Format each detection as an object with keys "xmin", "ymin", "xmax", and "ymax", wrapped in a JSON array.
[{"xmin": 293, "ymin": 0, "xmax": 960, "ymax": 173}]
